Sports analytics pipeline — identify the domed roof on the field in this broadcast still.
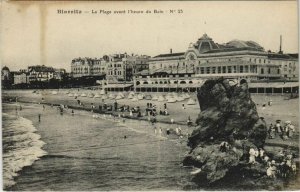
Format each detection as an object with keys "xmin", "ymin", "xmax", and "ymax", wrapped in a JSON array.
[
  {"xmin": 226, "ymin": 40, "xmax": 264, "ymax": 50},
  {"xmin": 2, "ymin": 66, "xmax": 10, "ymax": 71},
  {"xmin": 194, "ymin": 34, "xmax": 219, "ymax": 53}
]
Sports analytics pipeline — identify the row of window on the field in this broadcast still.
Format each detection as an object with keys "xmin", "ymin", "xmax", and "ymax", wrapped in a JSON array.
[
  {"xmin": 249, "ymin": 58, "xmax": 269, "ymax": 64},
  {"xmin": 91, "ymin": 67, "xmax": 105, "ymax": 72},
  {"xmin": 108, "ymin": 64, "xmax": 123, "ymax": 68},
  {"xmin": 152, "ymin": 57, "xmax": 297, "ymax": 70},
  {"xmin": 73, "ymin": 67, "xmax": 106, "ymax": 71},
  {"xmin": 194, "ymin": 65, "xmax": 257, "ymax": 74},
  {"xmin": 108, "ymin": 70, "xmax": 123, "ymax": 76},
  {"xmin": 73, "ymin": 71, "xmax": 89, "ymax": 74},
  {"xmin": 260, "ymin": 68, "xmax": 280, "ymax": 74}
]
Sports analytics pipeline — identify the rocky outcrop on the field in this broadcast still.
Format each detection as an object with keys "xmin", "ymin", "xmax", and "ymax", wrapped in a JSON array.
[{"xmin": 183, "ymin": 78, "xmax": 268, "ymax": 187}]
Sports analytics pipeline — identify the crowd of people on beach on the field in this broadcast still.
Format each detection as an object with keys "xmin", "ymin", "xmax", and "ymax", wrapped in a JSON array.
[
  {"xmin": 248, "ymin": 147, "xmax": 297, "ymax": 179},
  {"xmin": 218, "ymin": 141, "xmax": 297, "ymax": 180},
  {"xmin": 40, "ymin": 97, "xmax": 190, "ymax": 140},
  {"xmin": 268, "ymin": 120, "xmax": 295, "ymax": 140},
  {"xmin": 79, "ymin": 99, "xmax": 194, "ymax": 127}
]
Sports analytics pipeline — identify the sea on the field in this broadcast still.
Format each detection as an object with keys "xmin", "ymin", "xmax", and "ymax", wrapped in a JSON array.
[{"xmin": 2, "ymin": 103, "xmax": 195, "ymax": 190}]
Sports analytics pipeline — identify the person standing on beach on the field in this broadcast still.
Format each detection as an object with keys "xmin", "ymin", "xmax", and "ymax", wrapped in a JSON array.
[
  {"xmin": 114, "ymin": 101, "xmax": 118, "ymax": 111},
  {"xmin": 15, "ymin": 106, "xmax": 19, "ymax": 117},
  {"xmin": 38, "ymin": 114, "xmax": 41, "ymax": 122},
  {"xmin": 164, "ymin": 108, "xmax": 168, "ymax": 115},
  {"xmin": 159, "ymin": 127, "xmax": 163, "ymax": 137},
  {"xmin": 130, "ymin": 110, "xmax": 133, "ymax": 117}
]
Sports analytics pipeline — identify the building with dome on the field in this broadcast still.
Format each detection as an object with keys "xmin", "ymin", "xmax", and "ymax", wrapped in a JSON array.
[
  {"xmin": 133, "ymin": 34, "xmax": 298, "ymax": 92},
  {"xmin": 1, "ymin": 66, "xmax": 12, "ymax": 89}
]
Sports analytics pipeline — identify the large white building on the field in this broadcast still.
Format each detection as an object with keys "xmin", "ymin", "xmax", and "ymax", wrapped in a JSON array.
[
  {"xmin": 105, "ymin": 53, "xmax": 149, "ymax": 82},
  {"xmin": 28, "ymin": 65, "xmax": 55, "ymax": 82},
  {"xmin": 71, "ymin": 54, "xmax": 149, "ymax": 82},
  {"xmin": 71, "ymin": 57, "xmax": 106, "ymax": 78},
  {"xmin": 13, "ymin": 71, "xmax": 29, "ymax": 84},
  {"xmin": 133, "ymin": 34, "xmax": 298, "ymax": 92}
]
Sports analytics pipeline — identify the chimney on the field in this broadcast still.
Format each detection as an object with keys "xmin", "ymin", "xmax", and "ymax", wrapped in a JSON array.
[
  {"xmin": 170, "ymin": 49, "xmax": 172, "ymax": 54},
  {"xmin": 279, "ymin": 35, "xmax": 283, "ymax": 54}
]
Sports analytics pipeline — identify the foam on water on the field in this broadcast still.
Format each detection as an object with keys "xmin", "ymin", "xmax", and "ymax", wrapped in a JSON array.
[{"xmin": 2, "ymin": 113, "xmax": 47, "ymax": 189}]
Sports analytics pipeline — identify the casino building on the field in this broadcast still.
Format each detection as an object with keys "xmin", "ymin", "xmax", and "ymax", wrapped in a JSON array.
[{"xmin": 133, "ymin": 34, "xmax": 298, "ymax": 92}]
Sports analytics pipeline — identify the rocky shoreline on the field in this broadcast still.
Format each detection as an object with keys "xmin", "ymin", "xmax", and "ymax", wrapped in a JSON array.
[{"xmin": 183, "ymin": 78, "xmax": 299, "ymax": 190}]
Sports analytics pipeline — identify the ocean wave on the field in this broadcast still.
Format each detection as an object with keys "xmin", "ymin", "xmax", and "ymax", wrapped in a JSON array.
[{"xmin": 2, "ymin": 113, "xmax": 47, "ymax": 189}]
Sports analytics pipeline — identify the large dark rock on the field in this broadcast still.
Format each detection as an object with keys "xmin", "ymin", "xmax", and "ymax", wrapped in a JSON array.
[
  {"xmin": 189, "ymin": 78, "xmax": 266, "ymax": 149},
  {"xmin": 184, "ymin": 78, "xmax": 268, "ymax": 186}
]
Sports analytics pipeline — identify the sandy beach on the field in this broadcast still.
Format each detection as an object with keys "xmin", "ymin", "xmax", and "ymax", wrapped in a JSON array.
[
  {"xmin": 2, "ymin": 89, "xmax": 299, "ymax": 190},
  {"xmin": 3, "ymin": 89, "xmax": 299, "ymax": 145}
]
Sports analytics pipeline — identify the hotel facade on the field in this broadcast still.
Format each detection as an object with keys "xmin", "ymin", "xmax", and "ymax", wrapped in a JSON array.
[
  {"xmin": 133, "ymin": 34, "xmax": 298, "ymax": 92},
  {"xmin": 71, "ymin": 54, "xmax": 149, "ymax": 83}
]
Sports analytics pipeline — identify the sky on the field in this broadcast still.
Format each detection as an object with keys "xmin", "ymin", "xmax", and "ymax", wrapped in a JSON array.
[{"xmin": 1, "ymin": 1, "xmax": 298, "ymax": 72}]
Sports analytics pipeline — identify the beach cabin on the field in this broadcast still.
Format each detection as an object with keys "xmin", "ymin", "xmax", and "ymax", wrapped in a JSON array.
[
  {"xmin": 88, "ymin": 93, "xmax": 95, "ymax": 98},
  {"xmin": 187, "ymin": 98, "xmax": 196, "ymax": 105},
  {"xmin": 131, "ymin": 95, "xmax": 138, "ymax": 101},
  {"xmin": 127, "ymin": 94, "xmax": 134, "ymax": 99},
  {"xmin": 99, "ymin": 90, "xmax": 105, "ymax": 95},
  {"xmin": 167, "ymin": 96, "xmax": 176, "ymax": 103},
  {"xmin": 102, "ymin": 95, "xmax": 108, "ymax": 100},
  {"xmin": 152, "ymin": 95, "xmax": 158, "ymax": 101},
  {"xmin": 68, "ymin": 93, "xmax": 74, "ymax": 97},
  {"xmin": 145, "ymin": 95, "xmax": 152, "ymax": 100},
  {"xmin": 108, "ymin": 93, "xmax": 115, "ymax": 99},
  {"xmin": 137, "ymin": 93, "xmax": 144, "ymax": 100},
  {"xmin": 157, "ymin": 95, "xmax": 166, "ymax": 102}
]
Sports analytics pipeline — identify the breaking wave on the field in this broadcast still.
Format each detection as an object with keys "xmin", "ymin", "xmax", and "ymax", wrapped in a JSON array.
[{"xmin": 2, "ymin": 113, "xmax": 47, "ymax": 189}]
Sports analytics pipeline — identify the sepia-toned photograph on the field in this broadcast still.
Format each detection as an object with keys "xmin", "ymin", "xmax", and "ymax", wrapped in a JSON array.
[{"xmin": 1, "ymin": 1, "xmax": 299, "ymax": 190}]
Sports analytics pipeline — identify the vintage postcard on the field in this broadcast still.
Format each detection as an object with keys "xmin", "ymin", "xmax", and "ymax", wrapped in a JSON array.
[{"xmin": 1, "ymin": 1, "xmax": 299, "ymax": 191}]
